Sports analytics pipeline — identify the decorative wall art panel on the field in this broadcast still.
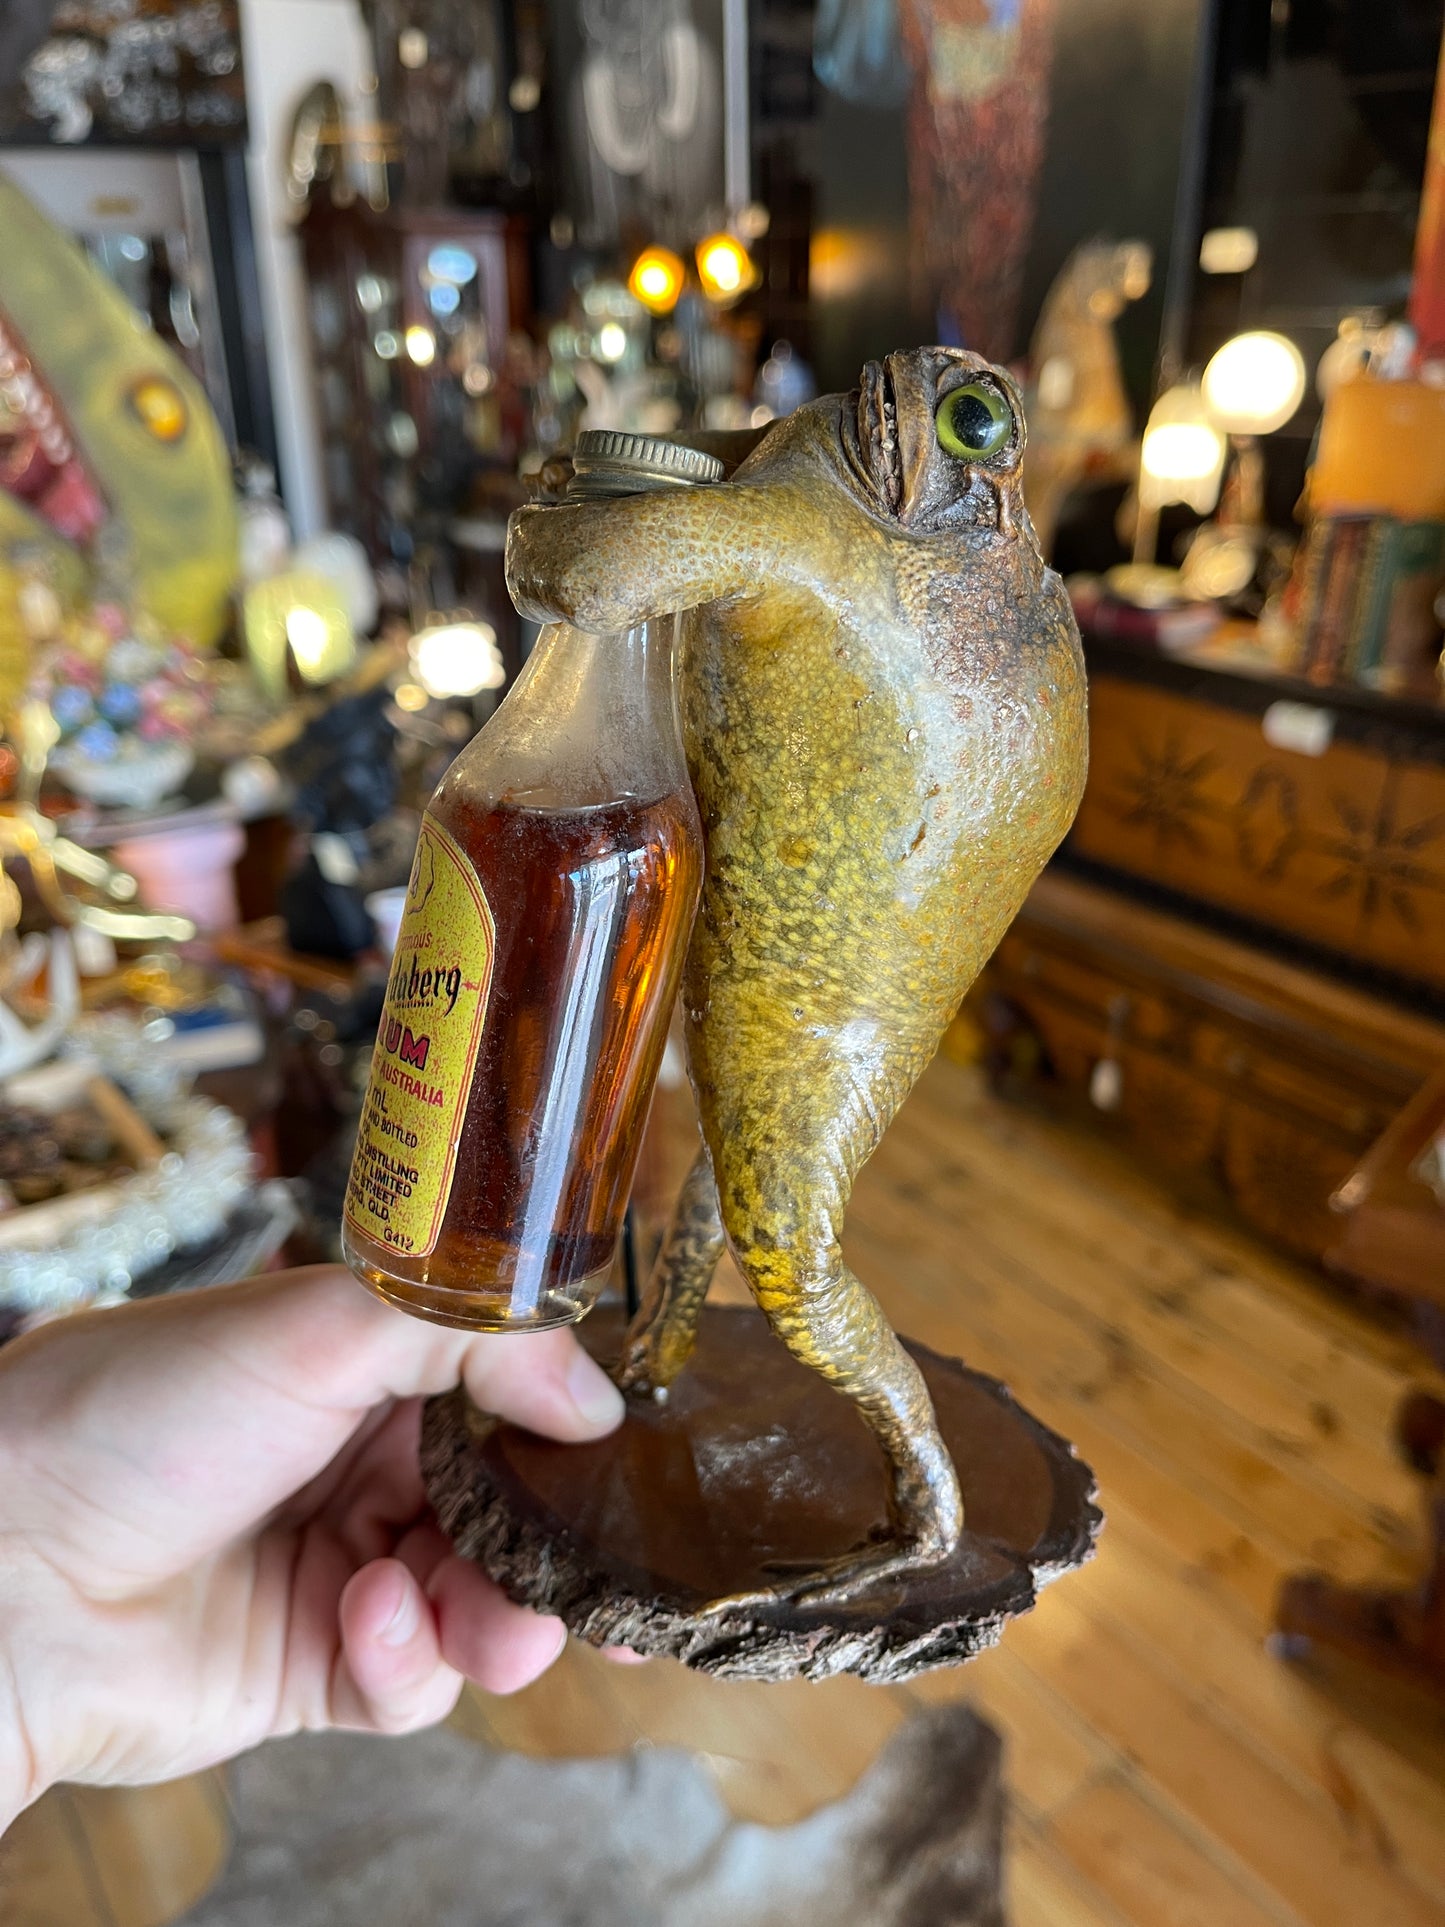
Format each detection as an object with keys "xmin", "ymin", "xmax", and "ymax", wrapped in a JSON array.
[{"xmin": 898, "ymin": 0, "xmax": 1056, "ymax": 360}]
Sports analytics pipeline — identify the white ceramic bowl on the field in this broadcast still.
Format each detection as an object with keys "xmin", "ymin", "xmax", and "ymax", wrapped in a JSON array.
[{"xmin": 52, "ymin": 742, "xmax": 195, "ymax": 812}]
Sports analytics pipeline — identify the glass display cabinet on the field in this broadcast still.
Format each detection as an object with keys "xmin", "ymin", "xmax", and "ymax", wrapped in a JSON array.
[{"xmin": 298, "ymin": 191, "xmax": 529, "ymax": 570}]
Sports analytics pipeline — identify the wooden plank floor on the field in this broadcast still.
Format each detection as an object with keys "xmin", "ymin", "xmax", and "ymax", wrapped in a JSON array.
[{"xmin": 480, "ymin": 1054, "xmax": 1445, "ymax": 1927}]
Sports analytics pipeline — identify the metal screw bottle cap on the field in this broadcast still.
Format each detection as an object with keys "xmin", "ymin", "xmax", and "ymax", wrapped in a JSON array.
[{"xmin": 567, "ymin": 431, "xmax": 724, "ymax": 499}]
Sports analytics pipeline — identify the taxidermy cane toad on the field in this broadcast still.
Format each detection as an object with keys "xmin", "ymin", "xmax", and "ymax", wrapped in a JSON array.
[{"xmin": 506, "ymin": 347, "xmax": 1088, "ymax": 1607}]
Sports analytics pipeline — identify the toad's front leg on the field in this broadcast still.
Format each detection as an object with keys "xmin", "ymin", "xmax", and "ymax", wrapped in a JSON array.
[{"xmin": 506, "ymin": 485, "xmax": 779, "ymax": 635}]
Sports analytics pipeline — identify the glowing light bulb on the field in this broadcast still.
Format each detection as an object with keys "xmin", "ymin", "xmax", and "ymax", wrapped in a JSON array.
[
  {"xmin": 284, "ymin": 606, "xmax": 330, "ymax": 670},
  {"xmin": 595, "ymin": 321, "xmax": 628, "ymax": 363},
  {"xmin": 696, "ymin": 232, "xmax": 755, "ymax": 304},
  {"xmin": 628, "ymin": 246, "xmax": 686, "ymax": 315},
  {"xmin": 1142, "ymin": 423, "xmax": 1225, "ymax": 483},
  {"xmin": 279, "ymin": 594, "xmax": 354, "ymax": 684},
  {"xmin": 404, "ymin": 324, "xmax": 437, "ymax": 367},
  {"xmin": 412, "ymin": 621, "xmax": 505, "ymax": 699},
  {"xmin": 1198, "ymin": 226, "xmax": 1259, "ymax": 276},
  {"xmin": 1137, "ymin": 384, "xmax": 1227, "ymax": 513},
  {"xmin": 243, "ymin": 571, "xmax": 354, "ymax": 698},
  {"xmin": 1202, "ymin": 330, "xmax": 1307, "ymax": 435}
]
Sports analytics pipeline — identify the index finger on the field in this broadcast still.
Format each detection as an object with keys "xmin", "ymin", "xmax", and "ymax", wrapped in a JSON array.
[{"xmin": 0, "ymin": 1266, "xmax": 623, "ymax": 1568}]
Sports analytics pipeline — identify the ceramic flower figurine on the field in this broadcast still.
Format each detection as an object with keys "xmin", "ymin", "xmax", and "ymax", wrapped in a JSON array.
[{"xmin": 37, "ymin": 602, "xmax": 212, "ymax": 810}]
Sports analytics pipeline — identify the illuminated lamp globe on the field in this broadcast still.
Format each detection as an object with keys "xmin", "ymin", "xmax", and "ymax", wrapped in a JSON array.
[
  {"xmin": 628, "ymin": 246, "xmax": 686, "ymax": 315},
  {"xmin": 405, "ymin": 324, "xmax": 437, "ymax": 367},
  {"xmin": 696, "ymin": 232, "xmax": 756, "ymax": 305},
  {"xmin": 595, "ymin": 321, "xmax": 628, "ymax": 363},
  {"xmin": 412, "ymin": 620, "xmax": 505, "ymax": 699},
  {"xmin": 1138, "ymin": 383, "xmax": 1227, "ymax": 515},
  {"xmin": 243, "ymin": 569, "xmax": 355, "ymax": 700},
  {"xmin": 1201, "ymin": 330, "xmax": 1307, "ymax": 436}
]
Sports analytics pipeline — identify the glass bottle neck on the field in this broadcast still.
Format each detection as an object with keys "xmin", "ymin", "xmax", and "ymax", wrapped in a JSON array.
[{"xmin": 444, "ymin": 614, "xmax": 688, "ymax": 813}]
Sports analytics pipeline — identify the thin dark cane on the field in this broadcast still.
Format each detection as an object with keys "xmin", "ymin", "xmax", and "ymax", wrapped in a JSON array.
[{"xmin": 621, "ymin": 1202, "xmax": 641, "ymax": 1318}]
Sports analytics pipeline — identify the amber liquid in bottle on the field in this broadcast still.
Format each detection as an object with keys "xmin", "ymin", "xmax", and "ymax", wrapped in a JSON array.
[
  {"xmin": 345, "ymin": 784, "xmax": 700, "ymax": 1330},
  {"xmin": 344, "ymin": 430, "xmax": 721, "ymax": 1331}
]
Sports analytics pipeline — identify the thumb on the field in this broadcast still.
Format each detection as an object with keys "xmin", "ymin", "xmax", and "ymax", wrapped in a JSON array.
[
  {"xmin": 269, "ymin": 1266, "xmax": 626, "ymax": 1438},
  {"xmin": 456, "ymin": 1325, "xmax": 624, "ymax": 1442}
]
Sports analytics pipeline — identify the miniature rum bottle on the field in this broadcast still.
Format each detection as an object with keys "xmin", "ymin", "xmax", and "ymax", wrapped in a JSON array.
[{"xmin": 342, "ymin": 433, "xmax": 720, "ymax": 1330}]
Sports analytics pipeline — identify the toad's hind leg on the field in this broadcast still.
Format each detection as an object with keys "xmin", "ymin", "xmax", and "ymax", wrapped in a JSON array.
[
  {"xmin": 718, "ymin": 1180, "xmax": 964, "ymax": 1610},
  {"xmin": 615, "ymin": 1146, "xmax": 724, "ymax": 1395}
]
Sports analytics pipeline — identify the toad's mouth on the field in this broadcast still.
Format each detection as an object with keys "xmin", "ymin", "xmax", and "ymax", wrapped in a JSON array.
[
  {"xmin": 0, "ymin": 306, "xmax": 106, "ymax": 545},
  {"xmin": 857, "ymin": 356, "xmax": 901, "ymax": 516}
]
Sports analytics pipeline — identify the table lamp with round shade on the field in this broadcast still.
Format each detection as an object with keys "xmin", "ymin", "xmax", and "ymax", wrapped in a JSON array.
[{"xmin": 1171, "ymin": 329, "xmax": 1309, "ymax": 602}]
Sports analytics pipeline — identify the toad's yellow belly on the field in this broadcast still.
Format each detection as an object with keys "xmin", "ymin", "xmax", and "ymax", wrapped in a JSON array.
[{"xmin": 679, "ymin": 579, "xmax": 1085, "ymax": 1211}]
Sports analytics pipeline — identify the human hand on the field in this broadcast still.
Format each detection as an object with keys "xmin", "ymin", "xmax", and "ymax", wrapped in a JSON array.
[{"xmin": 0, "ymin": 1266, "xmax": 624, "ymax": 1828}]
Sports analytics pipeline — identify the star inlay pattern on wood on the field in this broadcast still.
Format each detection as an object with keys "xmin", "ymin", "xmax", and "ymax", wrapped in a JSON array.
[
  {"xmin": 1311, "ymin": 773, "xmax": 1445, "ymax": 931},
  {"xmin": 1110, "ymin": 731, "xmax": 1221, "ymax": 855},
  {"xmin": 1105, "ymin": 733, "xmax": 1445, "ymax": 934}
]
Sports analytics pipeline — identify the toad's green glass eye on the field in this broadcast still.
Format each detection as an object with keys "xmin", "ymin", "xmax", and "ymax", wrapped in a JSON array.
[{"xmin": 935, "ymin": 382, "xmax": 1012, "ymax": 460}]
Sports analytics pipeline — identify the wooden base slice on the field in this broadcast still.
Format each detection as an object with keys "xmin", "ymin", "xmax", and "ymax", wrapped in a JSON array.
[{"xmin": 421, "ymin": 1305, "xmax": 1101, "ymax": 1683}]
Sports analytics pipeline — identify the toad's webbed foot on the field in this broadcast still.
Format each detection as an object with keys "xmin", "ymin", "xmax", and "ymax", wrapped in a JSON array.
[
  {"xmin": 614, "ymin": 1332, "xmax": 673, "ymax": 1398},
  {"xmin": 700, "ymin": 1524, "xmax": 957, "ymax": 1617}
]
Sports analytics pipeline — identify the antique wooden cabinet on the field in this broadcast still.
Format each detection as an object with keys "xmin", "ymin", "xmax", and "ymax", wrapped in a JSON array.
[
  {"xmin": 1067, "ymin": 639, "xmax": 1445, "ymax": 999},
  {"xmin": 988, "ymin": 636, "xmax": 1445, "ymax": 1262}
]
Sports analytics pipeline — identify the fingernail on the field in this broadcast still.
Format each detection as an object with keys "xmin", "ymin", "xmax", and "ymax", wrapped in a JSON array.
[
  {"xmin": 379, "ymin": 1583, "xmax": 419, "ymax": 1647},
  {"xmin": 565, "ymin": 1347, "xmax": 624, "ymax": 1430}
]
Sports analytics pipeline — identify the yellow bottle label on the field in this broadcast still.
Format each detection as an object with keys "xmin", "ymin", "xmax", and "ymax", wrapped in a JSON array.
[{"xmin": 345, "ymin": 816, "xmax": 495, "ymax": 1258}]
